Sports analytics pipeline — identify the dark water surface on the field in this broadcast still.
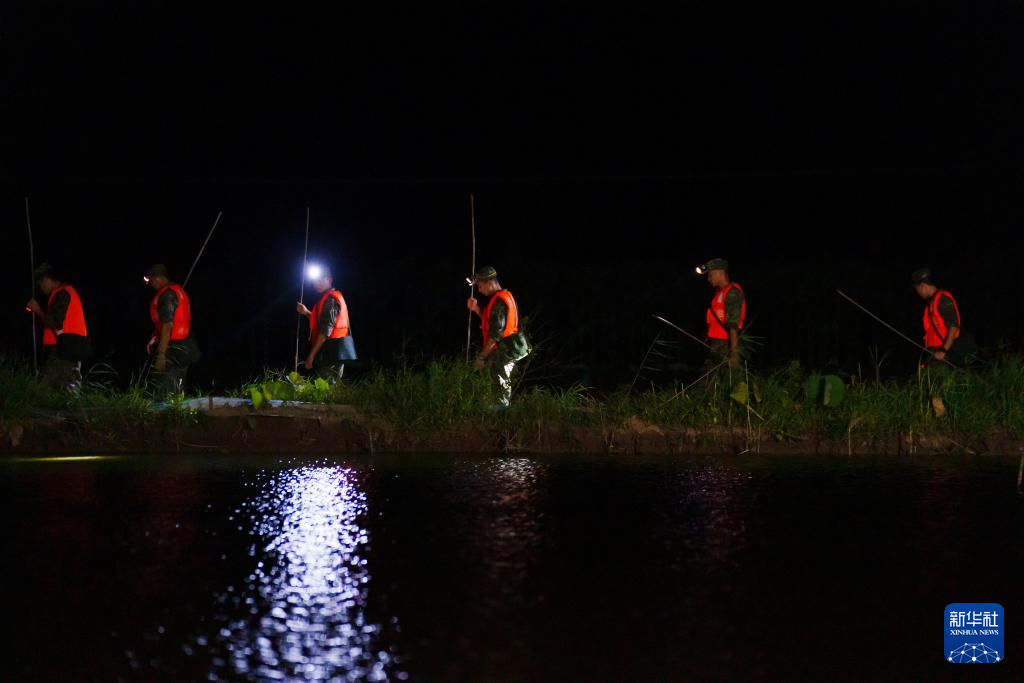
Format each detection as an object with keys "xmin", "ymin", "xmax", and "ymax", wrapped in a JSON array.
[{"xmin": 2, "ymin": 453, "xmax": 1021, "ymax": 681}]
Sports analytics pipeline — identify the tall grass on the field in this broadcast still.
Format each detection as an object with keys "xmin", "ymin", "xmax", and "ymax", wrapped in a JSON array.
[
  {"xmin": 236, "ymin": 357, "xmax": 1024, "ymax": 440},
  {"xmin": 9, "ymin": 353, "xmax": 1024, "ymax": 442},
  {"xmin": 0, "ymin": 357, "xmax": 200, "ymax": 429},
  {"xmin": 0, "ymin": 357, "xmax": 67, "ymax": 418}
]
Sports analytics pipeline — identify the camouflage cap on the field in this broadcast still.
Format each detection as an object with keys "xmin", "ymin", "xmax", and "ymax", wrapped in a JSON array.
[
  {"xmin": 911, "ymin": 267, "xmax": 932, "ymax": 284},
  {"xmin": 33, "ymin": 262, "xmax": 56, "ymax": 281},
  {"xmin": 144, "ymin": 263, "xmax": 170, "ymax": 281},
  {"xmin": 699, "ymin": 257, "xmax": 729, "ymax": 274},
  {"xmin": 472, "ymin": 265, "xmax": 498, "ymax": 282}
]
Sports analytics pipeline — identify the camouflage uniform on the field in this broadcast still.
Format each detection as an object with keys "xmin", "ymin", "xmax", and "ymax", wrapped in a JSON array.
[
  {"xmin": 484, "ymin": 292, "xmax": 530, "ymax": 407},
  {"xmin": 41, "ymin": 288, "xmax": 91, "ymax": 393},
  {"xmin": 312, "ymin": 293, "xmax": 357, "ymax": 380},
  {"xmin": 153, "ymin": 288, "xmax": 201, "ymax": 395},
  {"xmin": 706, "ymin": 286, "xmax": 745, "ymax": 365}
]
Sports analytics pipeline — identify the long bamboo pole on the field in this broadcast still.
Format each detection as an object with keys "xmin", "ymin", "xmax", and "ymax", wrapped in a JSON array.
[
  {"xmin": 465, "ymin": 194, "xmax": 476, "ymax": 361},
  {"xmin": 25, "ymin": 197, "xmax": 38, "ymax": 374},
  {"xmin": 652, "ymin": 315, "xmax": 718, "ymax": 353},
  {"xmin": 182, "ymin": 211, "xmax": 223, "ymax": 289},
  {"xmin": 295, "ymin": 207, "xmax": 311, "ymax": 372},
  {"xmin": 837, "ymin": 290, "xmax": 956, "ymax": 368}
]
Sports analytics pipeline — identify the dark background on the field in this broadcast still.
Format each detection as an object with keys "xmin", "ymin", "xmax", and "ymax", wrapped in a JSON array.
[{"xmin": 3, "ymin": 3, "xmax": 1023, "ymax": 389}]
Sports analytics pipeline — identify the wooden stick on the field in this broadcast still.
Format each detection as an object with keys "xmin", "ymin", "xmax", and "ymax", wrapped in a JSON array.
[
  {"xmin": 465, "ymin": 193, "xmax": 477, "ymax": 362},
  {"xmin": 837, "ymin": 289, "xmax": 956, "ymax": 368},
  {"xmin": 25, "ymin": 197, "xmax": 38, "ymax": 374},
  {"xmin": 295, "ymin": 207, "xmax": 311, "ymax": 372}
]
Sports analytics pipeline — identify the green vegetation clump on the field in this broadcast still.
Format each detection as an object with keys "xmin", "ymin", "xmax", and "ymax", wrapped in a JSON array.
[
  {"xmin": 240, "ymin": 363, "xmax": 495, "ymax": 430},
  {"xmin": 6, "ymin": 354, "xmax": 1024, "ymax": 444},
  {"xmin": 0, "ymin": 357, "xmax": 198, "ymax": 430},
  {"xmin": 0, "ymin": 357, "xmax": 67, "ymax": 418},
  {"xmin": 236, "ymin": 357, "xmax": 1024, "ymax": 440}
]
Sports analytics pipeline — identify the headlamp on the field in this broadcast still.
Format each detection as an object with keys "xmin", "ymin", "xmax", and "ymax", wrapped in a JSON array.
[
  {"xmin": 695, "ymin": 264, "xmax": 707, "ymax": 275},
  {"xmin": 306, "ymin": 264, "xmax": 323, "ymax": 280}
]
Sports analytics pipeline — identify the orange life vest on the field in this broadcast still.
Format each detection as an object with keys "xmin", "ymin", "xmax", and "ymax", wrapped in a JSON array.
[
  {"xmin": 481, "ymin": 289, "xmax": 519, "ymax": 347},
  {"xmin": 149, "ymin": 284, "xmax": 191, "ymax": 341},
  {"xmin": 923, "ymin": 290, "xmax": 960, "ymax": 348},
  {"xmin": 706, "ymin": 282, "xmax": 746, "ymax": 340},
  {"xmin": 42, "ymin": 284, "xmax": 88, "ymax": 346},
  {"xmin": 309, "ymin": 289, "xmax": 350, "ymax": 339}
]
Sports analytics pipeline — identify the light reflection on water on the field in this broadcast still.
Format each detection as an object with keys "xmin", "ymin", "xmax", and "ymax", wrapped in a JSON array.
[
  {"xmin": 6, "ymin": 453, "xmax": 1022, "ymax": 681},
  {"xmin": 456, "ymin": 457, "xmax": 546, "ymax": 580},
  {"xmin": 672, "ymin": 464, "xmax": 751, "ymax": 561},
  {"xmin": 207, "ymin": 464, "xmax": 398, "ymax": 681}
]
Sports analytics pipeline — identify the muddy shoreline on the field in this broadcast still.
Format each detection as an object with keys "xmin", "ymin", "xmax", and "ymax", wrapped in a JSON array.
[{"xmin": 2, "ymin": 404, "xmax": 1023, "ymax": 456}]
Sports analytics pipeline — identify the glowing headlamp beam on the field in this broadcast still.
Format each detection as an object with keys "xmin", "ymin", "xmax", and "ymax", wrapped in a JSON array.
[{"xmin": 305, "ymin": 264, "xmax": 324, "ymax": 280}]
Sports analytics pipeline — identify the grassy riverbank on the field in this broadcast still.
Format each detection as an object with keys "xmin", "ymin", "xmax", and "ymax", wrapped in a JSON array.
[
  {"xmin": 0, "ymin": 358, "xmax": 193, "ymax": 429},
  {"xmin": 237, "ymin": 357, "xmax": 1024, "ymax": 441},
  {"xmin": 4, "ymin": 355, "xmax": 1024, "ymax": 453}
]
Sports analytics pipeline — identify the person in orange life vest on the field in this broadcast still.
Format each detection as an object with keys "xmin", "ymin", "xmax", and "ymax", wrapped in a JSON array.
[
  {"xmin": 911, "ymin": 267, "xmax": 973, "ymax": 367},
  {"xmin": 698, "ymin": 257, "xmax": 745, "ymax": 370},
  {"xmin": 466, "ymin": 265, "xmax": 531, "ymax": 407},
  {"xmin": 26, "ymin": 263, "xmax": 91, "ymax": 392},
  {"xmin": 144, "ymin": 264, "xmax": 201, "ymax": 396},
  {"xmin": 295, "ymin": 264, "xmax": 357, "ymax": 379}
]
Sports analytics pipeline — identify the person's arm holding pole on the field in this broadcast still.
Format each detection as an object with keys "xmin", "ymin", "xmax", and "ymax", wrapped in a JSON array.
[
  {"xmin": 27, "ymin": 287, "xmax": 67, "ymax": 337},
  {"xmin": 295, "ymin": 301, "xmax": 316, "ymax": 368},
  {"xmin": 26, "ymin": 298, "xmax": 44, "ymax": 321},
  {"xmin": 931, "ymin": 333, "xmax": 957, "ymax": 363}
]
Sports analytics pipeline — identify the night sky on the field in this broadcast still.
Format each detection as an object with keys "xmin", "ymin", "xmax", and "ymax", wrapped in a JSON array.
[{"xmin": 3, "ymin": 4, "xmax": 1023, "ymax": 388}]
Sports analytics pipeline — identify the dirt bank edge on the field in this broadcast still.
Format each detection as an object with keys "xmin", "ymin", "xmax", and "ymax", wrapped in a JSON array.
[{"xmin": 3, "ymin": 410, "xmax": 1022, "ymax": 456}]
